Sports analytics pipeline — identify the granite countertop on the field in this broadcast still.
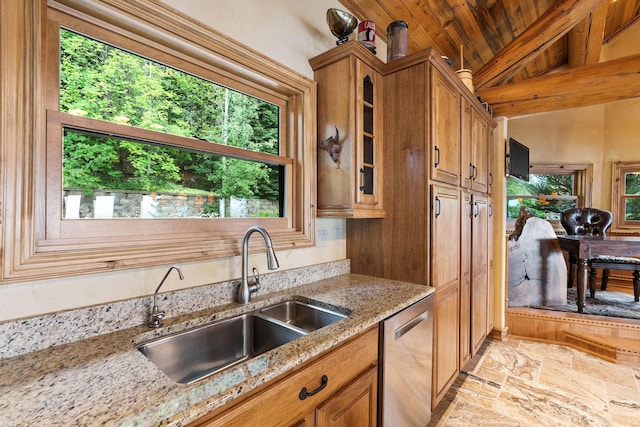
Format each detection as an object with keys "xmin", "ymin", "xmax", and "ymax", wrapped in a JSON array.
[{"xmin": 0, "ymin": 273, "xmax": 432, "ymax": 426}]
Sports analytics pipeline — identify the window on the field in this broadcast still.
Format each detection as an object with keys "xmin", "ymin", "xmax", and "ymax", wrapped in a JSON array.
[
  {"xmin": 612, "ymin": 161, "xmax": 640, "ymax": 231},
  {"xmin": 0, "ymin": 0, "xmax": 315, "ymax": 282},
  {"xmin": 57, "ymin": 29, "xmax": 283, "ymax": 220},
  {"xmin": 506, "ymin": 164, "xmax": 592, "ymax": 231}
]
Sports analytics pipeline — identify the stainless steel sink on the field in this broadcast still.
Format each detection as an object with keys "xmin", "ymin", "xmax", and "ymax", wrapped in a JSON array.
[
  {"xmin": 259, "ymin": 301, "xmax": 347, "ymax": 332},
  {"xmin": 138, "ymin": 314, "xmax": 306, "ymax": 384},
  {"xmin": 137, "ymin": 299, "xmax": 348, "ymax": 384}
]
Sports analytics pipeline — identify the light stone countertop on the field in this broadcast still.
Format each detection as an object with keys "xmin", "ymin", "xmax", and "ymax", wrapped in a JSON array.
[{"xmin": 0, "ymin": 273, "xmax": 432, "ymax": 426}]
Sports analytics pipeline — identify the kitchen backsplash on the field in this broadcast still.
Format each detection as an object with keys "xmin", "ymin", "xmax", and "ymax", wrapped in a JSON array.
[{"xmin": 0, "ymin": 260, "xmax": 350, "ymax": 360}]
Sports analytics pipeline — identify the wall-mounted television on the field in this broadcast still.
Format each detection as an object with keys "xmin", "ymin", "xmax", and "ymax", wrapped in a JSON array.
[{"xmin": 506, "ymin": 137, "xmax": 530, "ymax": 181}]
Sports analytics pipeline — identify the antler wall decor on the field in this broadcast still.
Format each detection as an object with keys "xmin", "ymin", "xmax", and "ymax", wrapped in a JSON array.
[{"xmin": 318, "ymin": 126, "xmax": 341, "ymax": 168}]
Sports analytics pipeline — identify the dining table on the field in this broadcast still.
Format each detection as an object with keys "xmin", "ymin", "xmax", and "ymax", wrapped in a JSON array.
[{"xmin": 557, "ymin": 235, "xmax": 640, "ymax": 313}]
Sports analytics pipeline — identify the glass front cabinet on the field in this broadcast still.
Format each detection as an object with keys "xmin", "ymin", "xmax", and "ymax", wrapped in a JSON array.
[{"xmin": 310, "ymin": 41, "xmax": 385, "ymax": 218}]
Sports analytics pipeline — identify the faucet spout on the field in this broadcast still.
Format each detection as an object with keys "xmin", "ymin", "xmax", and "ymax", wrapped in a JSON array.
[
  {"xmin": 239, "ymin": 226, "xmax": 279, "ymax": 304},
  {"xmin": 148, "ymin": 265, "xmax": 184, "ymax": 328}
]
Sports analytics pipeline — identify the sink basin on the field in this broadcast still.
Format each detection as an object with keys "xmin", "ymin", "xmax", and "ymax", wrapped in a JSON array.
[
  {"xmin": 138, "ymin": 299, "xmax": 349, "ymax": 384},
  {"xmin": 260, "ymin": 300, "xmax": 347, "ymax": 332},
  {"xmin": 138, "ymin": 314, "xmax": 306, "ymax": 384}
]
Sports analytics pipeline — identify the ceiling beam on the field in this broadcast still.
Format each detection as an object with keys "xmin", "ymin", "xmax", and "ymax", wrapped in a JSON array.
[
  {"xmin": 476, "ymin": 54, "xmax": 640, "ymax": 117},
  {"xmin": 473, "ymin": 0, "xmax": 607, "ymax": 90},
  {"xmin": 567, "ymin": 1, "xmax": 609, "ymax": 68}
]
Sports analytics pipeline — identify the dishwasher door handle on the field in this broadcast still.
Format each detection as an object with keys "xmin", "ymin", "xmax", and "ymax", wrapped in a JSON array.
[{"xmin": 394, "ymin": 310, "xmax": 429, "ymax": 340}]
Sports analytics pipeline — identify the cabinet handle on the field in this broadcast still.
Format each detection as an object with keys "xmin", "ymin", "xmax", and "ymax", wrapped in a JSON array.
[
  {"xmin": 434, "ymin": 196, "xmax": 441, "ymax": 218},
  {"xmin": 474, "ymin": 202, "xmax": 479, "ymax": 218},
  {"xmin": 489, "ymin": 172, "xmax": 493, "ymax": 187},
  {"xmin": 489, "ymin": 203, "xmax": 494, "ymax": 217},
  {"xmin": 359, "ymin": 168, "xmax": 365, "ymax": 192},
  {"xmin": 469, "ymin": 163, "xmax": 474, "ymax": 180},
  {"xmin": 472, "ymin": 164, "xmax": 478, "ymax": 180},
  {"xmin": 299, "ymin": 375, "xmax": 328, "ymax": 400},
  {"xmin": 434, "ymin": 146, "xmax": 440, "ymax": 168}
]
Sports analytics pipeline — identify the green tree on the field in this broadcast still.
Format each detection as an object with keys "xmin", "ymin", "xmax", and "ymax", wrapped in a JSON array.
[{"xmin": 59, "ymin": 29, "xmax": 281, "ymax": 205}]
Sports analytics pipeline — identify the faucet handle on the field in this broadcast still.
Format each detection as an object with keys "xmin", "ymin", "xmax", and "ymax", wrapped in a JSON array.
[
  {"xmin": 147, "ymin": 306, "xmax": 165, "ymax": 328},
  {"xmin": 249, "ymin": 267, "xmax": 261, "ymax": 295}
]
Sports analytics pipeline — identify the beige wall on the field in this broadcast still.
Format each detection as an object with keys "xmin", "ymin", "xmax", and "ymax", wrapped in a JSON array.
[
  {"xmin": 508, "ymin": 18, "xmax": 640, "ymax": 210},
  {"xmin": 0, "ymin": 0, "xmax": 361, "ymax": 322}
]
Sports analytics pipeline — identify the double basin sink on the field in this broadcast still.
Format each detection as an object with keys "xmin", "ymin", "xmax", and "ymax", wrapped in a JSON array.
[{"xmin": 138, "ymin": 300, "xmax": 348, "ymax": 384}]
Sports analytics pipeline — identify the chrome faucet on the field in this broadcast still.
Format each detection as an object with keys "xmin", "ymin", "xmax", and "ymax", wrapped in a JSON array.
[
  {"xmin": 239, "ymin": 226, "xmax": 279, "ymax": 304},
  {"xmin": 148, "ymin": 265, "xmax": 184, "ymax": 328}
]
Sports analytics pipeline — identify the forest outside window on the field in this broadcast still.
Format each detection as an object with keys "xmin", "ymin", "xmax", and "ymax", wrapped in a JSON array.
[
  {"xmin": 0, "ymin": 0, "xmax": 315, "ymax": 282},
  {"xmin": 57, "ymin": 29, "xmax": 283, "ymax": 221},
  {"xmin": 612, "ymin": 161, "xmax": 640, "ymax": 232}
]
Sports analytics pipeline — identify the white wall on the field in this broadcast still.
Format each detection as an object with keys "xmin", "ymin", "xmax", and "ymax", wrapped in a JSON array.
[{"xmin": 0, "ymin": 0, "xmax": 378, "ymax": 322}]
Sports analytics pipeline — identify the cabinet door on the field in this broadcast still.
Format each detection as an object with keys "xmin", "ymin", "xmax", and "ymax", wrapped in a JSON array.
[
  {"xmin": 471, "ymin": 194, "xmax": 488, "ymax": 355},
  {"xmin": 487, "ymin": 197, "xmax": 495, "ymax": 334},
  {"xmin": 460, "ymin": 99, "xmax": 473, "ymax": 189},
  {"xmin": 430, "ymin": 68, "xmax": 461, "ymax": 186},
  {"xmin": 431, "ymin": 185, "xmax": 461, "ymax": 291},
  {"xmin": 433, "ymin": 282, "xmax": 459, "ymax": 406},
  {"xmin": 470, "ymin": 107, "xmax": 489, "ymax": 193},
  {"xmin": 459, "ymin": 190, "xmax": 472, "ymax": 367},
  {"xmin": 431, "ymin": 185, "xmax": 460, "ymax": 405},
  {"xmin": 316, "ymin": 366, "xmax": 377, "ymax": 427},
  {"xmin": 355, "ymin": 61, "xmax": 384, "ymax": 210}
]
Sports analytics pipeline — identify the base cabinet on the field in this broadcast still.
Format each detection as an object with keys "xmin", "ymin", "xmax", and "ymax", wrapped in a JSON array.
[
  {"xmin": 190, "ymin": 327, "xmax": 378, "ymax": 427},
  {"xmin": 315, "ymin": 366, "xmax": 377, "ymax": 426}
]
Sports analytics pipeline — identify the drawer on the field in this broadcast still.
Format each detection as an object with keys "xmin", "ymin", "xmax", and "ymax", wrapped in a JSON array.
[{"xmin": 194, "ymin": 326, "xmax": 378, "ymax": 426}]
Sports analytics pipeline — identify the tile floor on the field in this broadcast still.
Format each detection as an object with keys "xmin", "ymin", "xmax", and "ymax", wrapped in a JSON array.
[{"xmin": 429, "ymin": 338, "xmax": 640, "ymax": 427}]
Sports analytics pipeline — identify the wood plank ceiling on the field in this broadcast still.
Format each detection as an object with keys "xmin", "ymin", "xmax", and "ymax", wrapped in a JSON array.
[{"xmin": 338, "ymin": 0, "xmax": 640, "ymax": 117}]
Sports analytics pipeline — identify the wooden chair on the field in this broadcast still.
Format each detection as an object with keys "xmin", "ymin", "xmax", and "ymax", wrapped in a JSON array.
[
  {"xmin": 562, "ymin": 207, "xmax": 640, "ymax": 302},
  {"xmin": 561, "ymin": 207, "xmax": 613, "ymax": 291}
]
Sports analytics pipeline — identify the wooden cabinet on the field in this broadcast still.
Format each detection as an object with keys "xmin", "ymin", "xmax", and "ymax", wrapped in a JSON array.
[
  {"xmin": 431, "ymin": 68, "xmax": 462, "ymax": 187},
  {"xmin": 347, "ymin": 48, "xmax": 496, "ymax": 409},
  {"xmin": 471, "ymin": 193, "xmax": 489, "ymax": 354},
  {"xmin": 431, "ymin": 185, "xmax": 461, "ymax": 403},
  {"xmin": 315, "ymin": 366, "xmax": 377, "ymax": 426},
  {"xmin": 310, "ymin": 41, "xmax": 385, "ymax": 218},
  {"xmin": 461, "ymin": 98, "xmax": 490, "ymax": 193},
  {"xmin": 459, "ymin": 190, "xmax": 472, "ymax": 367},
  {"xmin": 487, "ymin": 197, "xmax": 495, "ymax": 334},
  {"xmin": 191, "ymin": 327, "xmax": 378, "ymax": 427}
]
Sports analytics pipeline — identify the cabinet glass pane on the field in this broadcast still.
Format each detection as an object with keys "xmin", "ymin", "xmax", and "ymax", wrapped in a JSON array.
[
  {"xmin": 361, "ymin": 166, "xmax": 374, "ymax": 194},
  {"xmin": 363, "ymin": 106, "xmax": 373, "ymax": 134},
  {"xmin": 363, "ymin": 136, "xmax": 374, "ymax": 164},
  {"xmin": 363, "ymin": 75, "xmax": 373, "ymax": 105}
]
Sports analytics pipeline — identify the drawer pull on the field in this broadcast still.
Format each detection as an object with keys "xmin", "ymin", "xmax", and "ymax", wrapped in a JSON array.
[{"xmin": 299, "ymin": 375, "xmax": 328, "ymax": 400}]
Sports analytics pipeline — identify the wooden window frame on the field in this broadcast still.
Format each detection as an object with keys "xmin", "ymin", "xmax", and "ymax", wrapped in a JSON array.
[
  {"xmin": 611, "ymin": 161, "xmax": 640, "ymax": 232},
  {"xmin": 0, "ymin": 0, "xmax": 316, "ymax": 283}
]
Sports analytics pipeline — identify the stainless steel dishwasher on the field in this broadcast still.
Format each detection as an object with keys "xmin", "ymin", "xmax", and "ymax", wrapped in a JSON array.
[{"xmin": 379, "ymin": 294, "xmax": 434, "ymax": 427}]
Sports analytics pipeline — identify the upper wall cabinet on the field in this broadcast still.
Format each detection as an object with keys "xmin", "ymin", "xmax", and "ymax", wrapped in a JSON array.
[
  {"xmin": 310, "ymin": 42, "xmax": 385, "ymax": 218},
  {"xmin": 461, "ymin": 99, "xmax": 491, "ymax": 193}
]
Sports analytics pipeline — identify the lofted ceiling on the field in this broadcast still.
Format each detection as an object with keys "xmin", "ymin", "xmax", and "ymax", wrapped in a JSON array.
[{"xmin": 339, "ymin": 0, "xmax": 640, "ymax": 117}]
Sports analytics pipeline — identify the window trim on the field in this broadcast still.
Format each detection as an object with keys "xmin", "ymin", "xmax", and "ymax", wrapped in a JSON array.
[
  {"xmin": 0, "ymin": 0, "xmax": 316, "ymax": 283},
  {"xmin": 611, "ymin": 161, "xmax": 640, "ymax": 232}
]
